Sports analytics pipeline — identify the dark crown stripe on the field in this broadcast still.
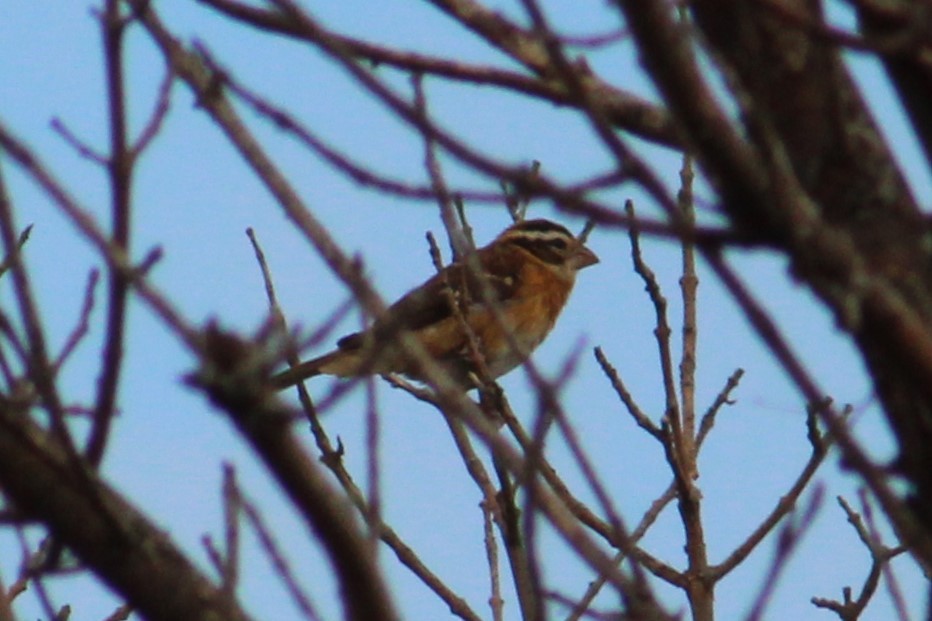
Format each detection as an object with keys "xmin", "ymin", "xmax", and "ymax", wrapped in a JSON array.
[
  {"xmin": 509, "ymin": 219, "xmax": 572, "ymax": 237},
  {"xmin": 508, "ymin": 236, "xmax": 567, "ymax": 265}
]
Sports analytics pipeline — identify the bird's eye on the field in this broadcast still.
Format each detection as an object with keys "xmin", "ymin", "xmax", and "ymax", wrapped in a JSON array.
[{"xmin": 546, "ymin": 237, "xmax": 569, "ymax": 251}]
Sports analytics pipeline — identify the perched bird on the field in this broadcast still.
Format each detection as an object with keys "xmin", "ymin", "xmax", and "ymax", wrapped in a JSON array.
[{"xmin": 271, "ymin": 219, "xmax": 598, "ymax": 389}]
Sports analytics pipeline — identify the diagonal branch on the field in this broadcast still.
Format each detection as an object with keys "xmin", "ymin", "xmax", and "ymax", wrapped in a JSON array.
[
  {"xmin": 196, "ymin": 0, "xmax": 680, "ymax": 147},
  {"xmin": 0, "ymin": 405, "xmax": 255, "ymax": 621}
]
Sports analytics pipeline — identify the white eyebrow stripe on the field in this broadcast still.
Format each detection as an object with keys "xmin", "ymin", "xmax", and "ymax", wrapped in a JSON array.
[{"xmin": 504, "ymin": 230, "xmax": 573, "ymax": 243}]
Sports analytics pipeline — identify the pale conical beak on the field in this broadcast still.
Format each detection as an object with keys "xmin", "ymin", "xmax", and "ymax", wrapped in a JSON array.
[{"xmin": 570, "ymin": 245, "xmax": 599, "ymax": 270}]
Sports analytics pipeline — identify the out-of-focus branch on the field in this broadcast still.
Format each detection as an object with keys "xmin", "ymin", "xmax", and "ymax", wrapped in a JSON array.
[
  {"xmin": 745, "ymin": 489, "xmax": 824, "ymax": 621},
  {"xmin": 127, "ymin": 7, "xmax": 674, "ymax": 611},
  {"xmin": 0, "ymin": 121, "xmax": 201, "ymax": 351},
  {"xmin": 710, "ymin": 404, "xmax": 833, "ymax": 579},
  {"xmin": 614, "ymin": 2, "xmax": 775, "ymax": 240},
  {"xmin": 86, "ymin": 0, "xmax": 134, "ymax": 468},
  {"xmin": 192, "ymin": 0, "xmax": 697, "ymax": 244},
  {"xmin": 196, "ymin": 0, "xmax": 680, "ymax": 147},
  {"xmin": 618, "ymin": 2, "xmax": 932, "ymax": 563},
  {"xmin": 0, "ymin": 572, "xmax": 20, "ymax": 621},
  {"xmin": 191, "ymin": 31, "xmax": 730, "ymax": 247},
  {"xmin": 53, "ymin": 269, "xmax": 100, "ymax": 371},
  {"xmin": 131, "ymin": 64, "xmax": 174, "ymax": 159},
  {"xmin": 247, "ymin": 232, "xmax": 483, "ymax": 621},
  {"xmin": 193, "ymin": 328, "xmax": 400, "ymax": 621},
  {"xmin": 0, "ymin": 404, "xmax": 255, "ymax": 621},
  {"xmin": 223, "ymin": 466, "xmax": 326, "ymax": 621},
  {"xmin": 0, "ymin": 223, "xmax": 31, "ymax": 280},
  {"xmin": 855, "ymin": 0, "xmax": 932, "ymax": 173},
  {"xmin": 0, "ymin": 163, "xmax": 75, "ymax": 454}
]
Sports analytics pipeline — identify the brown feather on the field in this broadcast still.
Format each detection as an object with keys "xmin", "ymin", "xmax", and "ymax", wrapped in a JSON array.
[{"xmin": 271, "ymin": 219, "xmax": 597, "ymax": 389}]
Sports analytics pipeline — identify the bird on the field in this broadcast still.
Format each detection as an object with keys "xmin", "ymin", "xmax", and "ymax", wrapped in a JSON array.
[{"xmin": 270, "ymin": 218, "xmax": 599, "ymax": 390}]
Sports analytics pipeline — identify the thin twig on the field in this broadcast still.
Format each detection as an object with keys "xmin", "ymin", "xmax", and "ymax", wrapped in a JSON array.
[
  {"xmin": 0, "ymin": 160, "xmax": 76, "ymax": 457},
  {"xmin": 711, "ymin": 402, "xmax": 832, "ymax": 579},
  {"xmin": 221, "ymin": 464, "xmax": 241, "ymax": 596},
  {"xmin": 413, "ymin": 73, "xmax": 468, "ymax": 260},
  {"xmin": 481, "ymin": 498, "xmax": 504, "ymax": 621},
  {"xmin": 593, "ymin": 346, "xmax": 663, "ymax": 440},
  {"xmin": 745, "ymin": 488, "xmax": 824, "ymax": 621},
  {"xmin": 240, "ymin": 491, "xmax": 324, "ymax": 621},
  {"xmin": 131, "ymin": 64, "xmax": 174, "ymax": 159},
  {"xmin": 363, "ymin": 374, "xmax": 381, "ymax": 547},
  {"xmin": 0, "ymin": 224, "xmax": 33, "ymax": 279},
  {"xmin": 696, "ymin": 369, "xmax": 744, "ymax": 448},
  {"xmin": 625, "ymin": 200, "xmax": 683, "ymax": 446},
  {"xmin": 54, "ymin": 269, "xmax": 100, "ymax": 371},
  {"xmin": 811, "ymin": 492, "xmax": 909, "ymax": 621},
  {"xmin": 50, "ymin": 118, "xmax": 107, "ymax": 165}
]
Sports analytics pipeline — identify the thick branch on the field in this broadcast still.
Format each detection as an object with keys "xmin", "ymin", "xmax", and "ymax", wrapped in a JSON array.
[{"xmin": 0, "ymin": 406, "xmax": 254, "ymax": 621}]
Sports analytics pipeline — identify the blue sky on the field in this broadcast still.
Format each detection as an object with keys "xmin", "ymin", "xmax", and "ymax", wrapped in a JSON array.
[{"xmin": 1, "ymin": 2, "xmax": 929, "ymax": 620}]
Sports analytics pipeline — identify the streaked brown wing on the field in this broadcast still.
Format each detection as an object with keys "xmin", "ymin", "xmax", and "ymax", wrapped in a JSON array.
[{"xmin": 336, "ymin": 245, "xmax": 521, "ymax": 351}]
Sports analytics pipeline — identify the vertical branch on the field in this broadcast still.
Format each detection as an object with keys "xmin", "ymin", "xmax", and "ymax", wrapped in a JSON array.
[
  {"xmin": 0, "ymin": 397, "xmax": 256, "ymax": 621},
  {"xmin": 673, "ymin": 157, "xmax": 712, "ymax": 621},
  {"xmin": 628, "ymin": 194, "xmax": 712, "ymax": 621},
  {"xmin": 249, "ymin": 232, "xmax": 481, "ymax": 620},
  {"xmin": 412, "ymin": 74, "xmax": 468, "ymax": 261},
  {"xmin": 220, "ymin": 463, "xmax": 242, "ymax": 598},
  {"xmin": 678, "ymin": 155, "xmax": 697, "ymax": 450},
  {"xmin": 364, "ymin": 375, "xmax": 381, "ymax": 546},
  {"xmin": 0, "ymin": 160, "xmax": 73, "ymax": 451},
  {"xmin": 195, "ymin": 330, "xmax": 400, "ymax": 621},
  {"xmin": 87, "ymin": 0, "xmax": 133, "ymax": 467},
  {"xmin": 497, "ymin": 456, "xmax": 541, "ymax": 621},
  {"xmin": 624, "ymin": 201, "xmax": 686, "ymax": 473},
  {"xmin": 481, "ymin": 498, "xmax": 505, "ymax": 621}
]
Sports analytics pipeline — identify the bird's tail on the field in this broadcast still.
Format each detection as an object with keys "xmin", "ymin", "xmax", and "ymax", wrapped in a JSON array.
[
  {"xmin": 269, "ymin": 358, "xmax": 323, "ymax": 390},
  {"xmin": 269, "ymin": 348, "xmax": 364, "ymax": 390}
]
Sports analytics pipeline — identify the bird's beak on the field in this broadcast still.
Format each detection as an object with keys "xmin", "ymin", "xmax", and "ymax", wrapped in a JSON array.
[{"xmin": 570, "ymin": 244, "xmax": 599, "ymax": 270}]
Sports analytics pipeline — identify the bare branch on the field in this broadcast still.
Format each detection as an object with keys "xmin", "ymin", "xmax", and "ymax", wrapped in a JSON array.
[
  {"xmin": 593, "ymin": 346, "xmax": 660, "ymax": 441},
  {"xmin": 0, "ymin": 403, "xmax": 256, "ymax": 621},
  {"xmin": 745, "ymin": 488, "xmax": 824, "ymax": 621},
  {"xmin": 481, "ymin": 498, "xmax": 504, "ymax": 621},
  {"xmin": 86, "ymin": 0, "xmax": 139, "ymax": 468},
  {"xmin": 197, "ymin": 0, "xmax": 680, "ymax": 147},
  {"xmin": 678, "ymin": 155, "xmax": 698, "ymax": 446},
  {"xmin": 240, "ymin": 485, "xmax": 326, "ymax": 621},
  {"xmin": 220, "ymin": 464, "xmax": 241, "ymax": 596},
  {"xmin": 0, "ymin": 224, "xmax": 33, "ymax": 280},
  {"xmin": 710, "ymin": 403, "xmax": 831, "ymax": 579},
  {"xmin": 50, "ymin": 118, "xmax": 107, "ymax": 165},
  {"xmin": 811, "ymin": 493, "xmax": 909, "ymax": 621},
  {"xmin": 54, "ymin": 269, "xmax": 100, "ymax": 371},
  {"xmin": 695, "ymin": 368, "xmax": 744, "ymax": 448},
  {"xmin": 0, "ymin": 160, "xmax": 76, "ymax": 453},
  {"xmin": 131, "ymin": 64, "xmax": 174, "ymax": 159}
]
